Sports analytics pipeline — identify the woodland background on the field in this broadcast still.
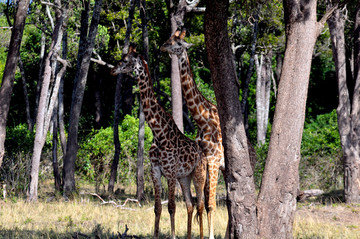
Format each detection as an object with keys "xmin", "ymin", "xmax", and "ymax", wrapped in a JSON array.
[{"xmin": 0, "ymin": 0, "xmax": 358, "ymax": 238}]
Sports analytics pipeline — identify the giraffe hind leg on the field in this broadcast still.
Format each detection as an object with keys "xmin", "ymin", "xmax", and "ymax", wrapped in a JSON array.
[{"xmin": 178, "ymin": 176, "xmax": 194, "ymax": 239}]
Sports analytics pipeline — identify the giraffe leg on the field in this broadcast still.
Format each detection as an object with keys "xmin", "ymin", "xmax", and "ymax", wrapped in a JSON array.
[
  {"xmin": 167, "ymin": 177, "xmax": 177, "ymax": 239},
  {"xmin": 149, "ymin": 145, "xmax": 162, "ymax": 239},
  {"xmin": 207, "ymin": 159, "xmax": 219, "ymax": 239},
  {"xmin": 178, "ymin": 176, "xmax": 194, "ymax": 239},
  {"xmin": 193, "ymin": 156, "xmax": 206, "ymax": 239}
]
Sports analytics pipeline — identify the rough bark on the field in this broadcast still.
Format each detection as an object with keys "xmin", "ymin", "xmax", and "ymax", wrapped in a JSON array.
[
  {"xmin": 343, "ymin": 3, "xmax": 360, "ymax": 203},
  {"xmin": 257, "ymin": 1, "xmax": 333, "ymax": 237},
  {"xmin": 204, "ymin": 0, "xmax": 258, "ymax": 238},
  {"xmin": 62, "ymin": 0, "xmax": 103, "ymax": 195},
  {"xmin": 0, "ymin": 0, "xmax": 31, "ymax": 167},
  {"xmin": 108, "ymin": 0, "xmax": 135, "ymax": 194}
]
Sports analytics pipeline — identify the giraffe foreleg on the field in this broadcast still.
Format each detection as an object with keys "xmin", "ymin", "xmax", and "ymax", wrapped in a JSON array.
[{"xmin": 150, "ymin": 146, "xmax": 162, "ymax": 239}]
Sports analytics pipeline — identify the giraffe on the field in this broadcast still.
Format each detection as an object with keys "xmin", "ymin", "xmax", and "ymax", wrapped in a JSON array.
[
  {"xmin": 161, "ymin": 29, "xmax": 257, "ymax": 239},
  {"xmin": 111, "ymin": 44, "xmax": 206, "ymax": 239}
]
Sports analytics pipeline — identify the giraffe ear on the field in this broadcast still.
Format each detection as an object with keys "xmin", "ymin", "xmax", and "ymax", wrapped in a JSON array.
[
  {"xmin": 174, "ymin": 29, "xmax": 181, "ymax": 37},
  {"xmin": 129, "ymin": 43, "xmax": 137, "ymax": 53},
  {"xmin": 180, "ymin": 29, "xmax": 187, "ymax": 40}
]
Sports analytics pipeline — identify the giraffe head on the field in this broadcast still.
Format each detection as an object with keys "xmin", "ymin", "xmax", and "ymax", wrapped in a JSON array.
[
  {"xmin": 160, "ymin": 28, "xmax": 193, "ymax": 56},
  {"xmin": 111, "ymin": 44, "xmax": 140, "ymax": 76}
]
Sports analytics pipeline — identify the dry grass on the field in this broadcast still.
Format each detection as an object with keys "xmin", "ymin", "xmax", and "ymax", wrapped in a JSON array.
[
  {"xmin": 0, "ymin": 197, "xmax": 228, "ymax": 238},
  {"xmin": 1, "ymin": 180, "xmax": 360, "ymax": 238}
]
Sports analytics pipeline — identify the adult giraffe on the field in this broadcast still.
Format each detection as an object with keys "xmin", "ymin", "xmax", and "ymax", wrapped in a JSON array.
[
  {"xmin": 161, "ymin": 29, "xmax": 256, "ymax": 239},
  {"xmin": 111, "ymin": 44, "xmax": 206, "ymax": 239}
]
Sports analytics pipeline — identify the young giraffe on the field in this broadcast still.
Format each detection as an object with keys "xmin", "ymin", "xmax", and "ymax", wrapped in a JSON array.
[
  {"xmin": 161, "ymin": 29, "xmax": 257, "ymax": 239},
  {"xmin": 111, "ymin": 45, "xmax": 206, "ymax": 239}
]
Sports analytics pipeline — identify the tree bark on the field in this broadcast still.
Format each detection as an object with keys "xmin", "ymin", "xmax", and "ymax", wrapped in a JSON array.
[
  {"xmin": 62, "ymin": 0, "xmax": 103, "ymax": 196},
  {"xmin": 257, "ymin": 1, "xmax": 333, "ymax": 237},
  {"xmin": 204, "ymin": 0, "xmax": 258, "ymax": 238},
  {"xmin": 0, "ymin": 0, "xmax": 31, "ymax": 167},
  {"xmin": 342, "ymin": 2, "xmax": 360, "ymax": 203}
]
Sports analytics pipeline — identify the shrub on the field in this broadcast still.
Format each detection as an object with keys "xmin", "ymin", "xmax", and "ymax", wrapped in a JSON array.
[{"xmin": 77, "ymin": 115, "xmax": 153, "ymax": 190}]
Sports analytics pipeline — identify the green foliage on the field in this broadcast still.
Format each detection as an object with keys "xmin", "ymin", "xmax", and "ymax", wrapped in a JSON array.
[
  {"xmin": 301, "ymin": 110, "xmax": 341, "ymax": 156},
  {"xmin": 5, "ymin": 124, "xmax": 35, "ymax": 156},
  {"xmin": 77, "ymin": 115, "xmax": 153, "ymax": 186}
]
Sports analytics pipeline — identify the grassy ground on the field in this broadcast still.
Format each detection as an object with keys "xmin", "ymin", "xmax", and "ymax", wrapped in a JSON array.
[{"xmin": 1, "ymin": 182, "xmax": 360, "ymax": 238}]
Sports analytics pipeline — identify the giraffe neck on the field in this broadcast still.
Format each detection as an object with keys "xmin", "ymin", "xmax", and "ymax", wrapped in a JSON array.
[
  {"xmin": 135, "ymin": 57, "xmax": 176, "ymax": 139},
  {"xmin": 178, "ymin": 51, "xmax": 213, "ymax": 123}
]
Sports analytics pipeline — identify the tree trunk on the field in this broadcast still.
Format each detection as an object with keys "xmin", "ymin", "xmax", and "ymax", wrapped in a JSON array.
[
  {"xmin": 28, "ymin": 1, "xmax": 69, "ymax": 202},
  {"xmin": 241, "ymin": 14, "xmax": 258, "ymax": 137},
  {"xmin": 167, "ymin": 0, "xmax": 187, "ymax": 132},
  {"xmin": 108, "ymin": 0, "xmax": 135, "ymax": 194},
  {"xmin": 257, "ymin": 1, "xmax": 331, "ymax": 237},
  {"xmin": 343, "ymin": 3, "xmax": 360, "ymax": 203},
  {"xmin": 58, "ymin": 31, "xmax": 67, "ymax": 155},
  {"xmin": 19, "ymin": 58, "xmax": 33, "ymax": 131},
  {"xmin": 34, "ymin": 31, "xmax": 46, "ymax": 131},
  {"xmin": 52, "ymin": 102, "xmax": 61, "ymax": 192},
  {"xmin": 62, "ymin": 0, "xmax": 103, "ymax": 196},
  {"xmin": 0, "ymin": 0, "xmax": 31, "ymax": 167},
  {"xmin": 204, "ymin": 0, "xmax": 258, "ymax": 238},
  {"xmin": 108, "ymin": 74, "xmax": 122, "ymax": 194},
  {"xmin": 136, "ymin": 97, "xmax": 145, "ymax": 201},
  {"xmin": 136, "ymin": 0, "xmax": 148, "ymax": 202},
  {"xmin": 255, "ymin": 50, "xmax": 272, "ymax": 145}
]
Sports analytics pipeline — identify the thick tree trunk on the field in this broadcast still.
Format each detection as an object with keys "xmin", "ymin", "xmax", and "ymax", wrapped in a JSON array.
[
  {"xmin": 257, "ymin": 1, "xmax": 328, "ymax": 237},
  {"xmin": 62, "ymin": 0, "xmax": 103, "ymax": 196},
  {"xmin": 204, "ymin": 0, "xmax": 258, "ymax": 238},
  {"xmin": 0, "ymin": 0, "xmax": 31, "ymax": 167},
  {"xmin": 344, "ymin": 3, "xmax": 360, "ymax": 203}
]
